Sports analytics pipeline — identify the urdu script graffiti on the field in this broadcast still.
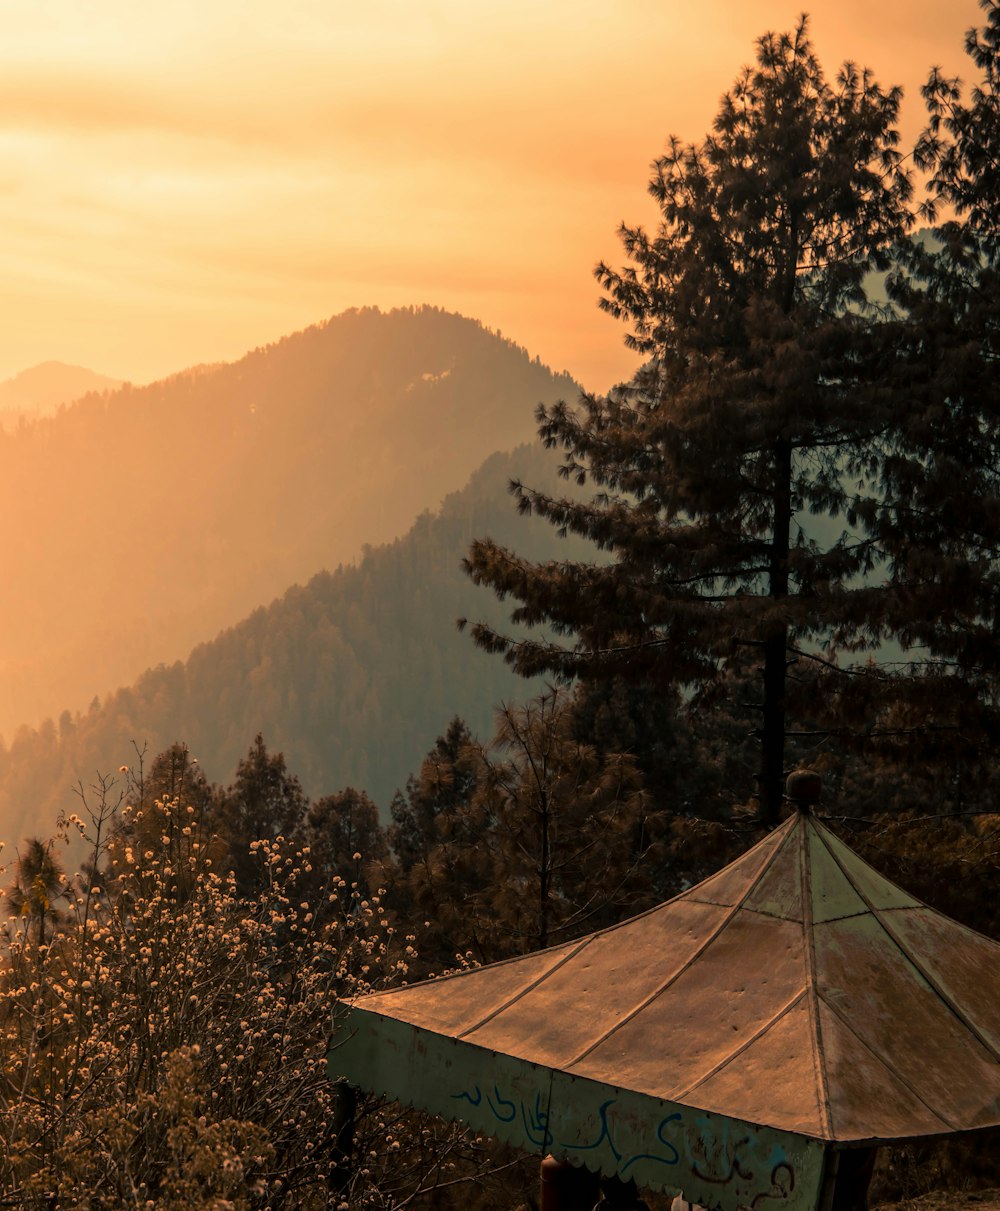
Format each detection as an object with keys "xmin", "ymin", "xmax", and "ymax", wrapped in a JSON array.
[
  {"xmin": 454, "ymin": 1084, "xmax": 683, "ymax": 1178},
  {"xmin": 451, "ymin": 1083, "xmax": 798, "ymax": 1208}
]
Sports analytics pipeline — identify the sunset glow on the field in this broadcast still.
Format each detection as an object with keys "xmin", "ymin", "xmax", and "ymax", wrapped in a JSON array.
[{"xmin": 0, "ymin": 0, "xmax": 985, "ymax": 390}]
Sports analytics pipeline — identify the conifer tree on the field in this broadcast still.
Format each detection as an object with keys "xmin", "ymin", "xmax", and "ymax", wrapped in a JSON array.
[
  {"xmin": 464, "ymin": 19, "xmax": 914, "ymax": 822},
  {"xmin": 216, "ymin": 734, "xmax": 309, "ymax": 894},
  {"xmin": 304, "ymin": 786, "xmax": 387, "ymax": 895},
  {"xmin": 384, "ymin": 718, "xmax": 485, "ymax": 972},
  {"xmin": 385, "ymin": 701, "xmax": 653, "ymax": 967},
  {"xmin": 387, "ymin": 717, "xmax": 480, "ymax": 875},
  {"xmin": 4, "ymin": 838, "xmax": 66, "ymax": 946},
  {"xmin": 858, "ymin": 0, "xmax": 1000, "ymax": 769},
  {"xmin": 465, "ymin": 689, "xmax": 652, "ymax": 957}
]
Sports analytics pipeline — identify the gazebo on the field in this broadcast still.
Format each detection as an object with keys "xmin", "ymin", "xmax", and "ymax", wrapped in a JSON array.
[{"xmin": 330, "ymin": 779, "xmax": 1000, "ymax": 1210}]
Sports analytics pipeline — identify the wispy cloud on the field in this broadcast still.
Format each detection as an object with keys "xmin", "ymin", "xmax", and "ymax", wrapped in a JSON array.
[{"xmin": 0, "ymin": 0, "xmax": 984, "ymax": 387}]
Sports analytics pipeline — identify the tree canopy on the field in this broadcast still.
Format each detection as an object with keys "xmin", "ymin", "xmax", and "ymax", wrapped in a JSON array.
[
  {"xmin": 860, "ymin": 0, "xmax": 1000, "ymax": 756},
  {"xmin": 464, "ymin": 11, "xmax": 1000, "ymax": 821}
]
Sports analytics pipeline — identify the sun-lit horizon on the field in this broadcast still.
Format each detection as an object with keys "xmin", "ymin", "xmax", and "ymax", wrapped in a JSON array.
[{"xmin": 0, "ymin": 0, "xmax": 985, "ymax": 394}]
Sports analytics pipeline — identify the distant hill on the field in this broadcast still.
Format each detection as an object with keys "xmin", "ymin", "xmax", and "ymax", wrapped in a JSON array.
[
  {"xmin": 0, "ymin": 361, "xmax": 122, "ymax": 427},
  {"xmin": 0, "ymin": 442, "xmax": 589, "ymax": 842},
  {"xmin": 0, "ymin": 307, "xmax": 576, "ymax": 736}
]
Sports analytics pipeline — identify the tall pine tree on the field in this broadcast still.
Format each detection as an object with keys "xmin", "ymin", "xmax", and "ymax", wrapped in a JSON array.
[
  {"xmin": 464, "ymin": 19, "xmax": 914, "ymax": 822},
  {"xmin": 804, "ymin": 0, "xmax": 1000, "ymax": 808}
]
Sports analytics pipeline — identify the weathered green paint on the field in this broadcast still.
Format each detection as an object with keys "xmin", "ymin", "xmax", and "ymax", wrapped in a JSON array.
[
  {"xmin": 808, "ymin": 826, "xmax": 868, "ymax": 924},
  {"xmin": 331, "ymin": 1007, "xmax": 826, "ymax": 1211}
]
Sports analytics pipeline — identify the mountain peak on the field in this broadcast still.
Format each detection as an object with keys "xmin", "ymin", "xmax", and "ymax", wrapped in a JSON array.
[{"xmin": 0, "ymin": 361, "xmax": 123, "ymax": 416}]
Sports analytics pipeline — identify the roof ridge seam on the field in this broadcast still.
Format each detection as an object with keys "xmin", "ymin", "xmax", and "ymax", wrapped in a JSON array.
[
  {"xmin": 456, "ymin": 936, "xmax": 595, "ymax": 1040},
  {"xmin": 814, "ymin": 815, "xmax": 929, "ymax": 910},
  {"xmin": 810, "ymin": 909, "xmax": 869, "ymax": 926},
  {"xmin": 559, "ymin": 819, "xmax": 797, "ymax": 1069},
  {"xmin": 740, "ymin": 907, "xmax": 803, "ymax": 922},
  {"xmin": 870, "ymin": 912, "xmax": 1000, "ymax": 1065},
  {"xmin": 813, "ymin": 819, "xmax": 1000, "ymax": 1067},
  {"xmin": 666, "ymin": 987, "xmax": 809, "ymax": 1104},
  {"xmin": 801, "ymin": 817, "xmax": 835, "ymax": 1139},
  {"xmin": 816, "ymin": 991, "xmax": 960, "ymax": 1134}
]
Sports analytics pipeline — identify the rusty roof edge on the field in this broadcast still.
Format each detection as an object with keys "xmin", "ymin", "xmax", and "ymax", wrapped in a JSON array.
[
  {"xmin": 349, "ymin": 935, "xmax": 588, "ymax": 1007},
  {"xmin": 810, "ymin": 815, "xmax": 1000, "ymax": 1068},
  {"xmin": 667, "ymin": 986, "xmax": 809, "ymax": 1104},
  {"xmin": 800, "ymin": 813, "xmax": 835, "ymax": 1139},
  {"xmin": 560, "ymin": 814, "xmax": 800, "ymax": 1071},
  {"xmin": 816, "ymin": 987, "xmax": 961, "ymax": 1135}
]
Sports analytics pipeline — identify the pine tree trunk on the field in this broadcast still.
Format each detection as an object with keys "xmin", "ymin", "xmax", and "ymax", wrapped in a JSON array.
[
  {"xmin": 760, "ymin": 631, "xmax": 788, "ymax": 825},
  {"xmin": 538, "ymin": 789, "xmax": 550, "ymax": 950},
  {"xmin": 759, "ymin": 438, "xmax": 792, "ymax": 826}
]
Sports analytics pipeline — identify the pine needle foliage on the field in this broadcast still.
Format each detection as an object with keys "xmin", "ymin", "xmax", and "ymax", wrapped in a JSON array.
[
  {"xmin": 465, "ymin": 19, "xmax": 915, "ymax": 823},
  {"xmin": 857, "ymin": 0, "xmax": 1000, "ymax": 762}
]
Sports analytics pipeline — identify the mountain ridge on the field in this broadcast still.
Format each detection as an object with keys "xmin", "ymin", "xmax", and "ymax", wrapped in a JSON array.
[
  {"xmin": 0, "ymin": 305, "xmax": 577, "ymax": 736},
  {"xmin": 0, "ymin": 439, "xmax": 587, "ymax": 842},
  {"xmin": 0, "ymin": 361, "xmax": 123, "ymax": 425}
]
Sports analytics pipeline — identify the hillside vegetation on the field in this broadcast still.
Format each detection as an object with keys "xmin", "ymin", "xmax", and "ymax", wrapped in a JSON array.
[
  {"xmin": 0, "ymin": 307, "xmax": 575, "ymax": 737},
  {"xmin": 0, "ymin": 442, "xmax": 585, "ymax": 842}
]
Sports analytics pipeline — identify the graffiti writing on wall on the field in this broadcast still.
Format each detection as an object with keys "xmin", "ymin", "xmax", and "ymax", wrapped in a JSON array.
[
  {"xmin": 450, "ymin": 1083, "xmax": 799, "ymax": 1208},
  {"xmin": 452, "ymin": 1085, "xmax": 682, "ymax": 1177}
]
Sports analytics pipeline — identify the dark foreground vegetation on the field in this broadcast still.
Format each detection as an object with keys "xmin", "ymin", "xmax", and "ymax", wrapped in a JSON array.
[{"xmin": 1, "ymin": 693, "xmax": 997, "ymax": 1208}]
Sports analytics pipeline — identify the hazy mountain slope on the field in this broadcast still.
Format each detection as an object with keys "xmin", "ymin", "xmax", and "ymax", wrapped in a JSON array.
[
  {"xmin": 0, "ymin": 442, "xmax": 588, "ymax": 841},
  {"xmin": 0, "ymin": 362, "xmax": 122, "ymax": 427},
  {"xmin": 0, "ymin": 307, "xmax": 576, "ymax": 736}
]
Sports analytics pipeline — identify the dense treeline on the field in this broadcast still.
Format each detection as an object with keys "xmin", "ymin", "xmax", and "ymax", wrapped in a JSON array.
[
  {"xmin": 0, "ymin": 306, "xmax": 575, "ymax": 738},
  {"xmin": 0, "ymin": 443, "xmax": 590, "ymax": 845}
]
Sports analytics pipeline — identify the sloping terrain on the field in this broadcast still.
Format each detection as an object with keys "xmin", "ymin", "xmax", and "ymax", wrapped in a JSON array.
[
  {"xmin": 0, "ymin": 307, "xmax": 575, "ymax": 735},
  {"xmin": 0, "ymin": 361, "xmax": 122, "ymax": 426},
  {"xmin": 0, "ymin": 442, "xmax": 588, "ymax": 841}
]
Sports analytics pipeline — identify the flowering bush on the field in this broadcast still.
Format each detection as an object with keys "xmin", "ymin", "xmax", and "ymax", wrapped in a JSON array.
[{"xmin": 0, "ymin": 776, "xmax": 423, "ymax": 1209}]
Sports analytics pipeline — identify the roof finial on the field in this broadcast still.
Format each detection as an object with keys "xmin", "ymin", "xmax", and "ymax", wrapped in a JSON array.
[{"xmin": 785, "ymin": 768, "xmax": 822, "ymax": 813}]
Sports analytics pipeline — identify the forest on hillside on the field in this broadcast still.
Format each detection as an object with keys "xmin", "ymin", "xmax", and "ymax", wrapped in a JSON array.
[
  {"xmin": 0, "ymin": 443, "xmax": 591, "ymax": 844},
  {"xmin": 0, "ymin": 307, "xmax": 575, "ymax": 738}
]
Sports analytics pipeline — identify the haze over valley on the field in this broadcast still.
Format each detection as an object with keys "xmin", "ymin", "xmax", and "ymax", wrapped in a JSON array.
[{"xmin": 0, "ymin": 307, "xmax": 573, "ymax": 745}]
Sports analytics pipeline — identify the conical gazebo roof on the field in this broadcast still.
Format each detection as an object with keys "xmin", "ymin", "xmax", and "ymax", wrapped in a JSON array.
[{"xmin": 331, "ymin": 807, "xmax": 1000, "ymax": 1206}]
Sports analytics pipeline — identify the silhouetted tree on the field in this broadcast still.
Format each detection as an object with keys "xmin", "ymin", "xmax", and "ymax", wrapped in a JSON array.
[
  {"xmin": 389, "ymin": 693, "xmax": 655, "ymax": 968},
  {"xmin": 383, "ymin": 718, "xmax": 484, "ymax": 970},
  {"xmin": 217, "ymin": 734, "xmax": 309, "ymax": 894},
  {"xmin": 464, "ymin": 18, "xmax": 915, "ymax": 823},
  {"xmin": 304, "ymin": 786, "xmax": 387, "ymax": 895},
  {"xmin": 4, "ymin": 838, "xmax": 67, "ymax": 946},
  {"xmin": 848, "ymin": 0, "xmax": 1000, "ymax": 772},
  {"xmin": 468, "ymin": 689, "xmax": 654, "ymax": 956},
  {"xmin": 388, "ymin": 717, "xmax": 480, "ymax": 875}
]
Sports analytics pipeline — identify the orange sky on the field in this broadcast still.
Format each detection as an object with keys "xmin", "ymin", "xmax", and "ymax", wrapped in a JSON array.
[{"xmin": 0, "ymin": 0, "xmax": 985, "ymax": 393}]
